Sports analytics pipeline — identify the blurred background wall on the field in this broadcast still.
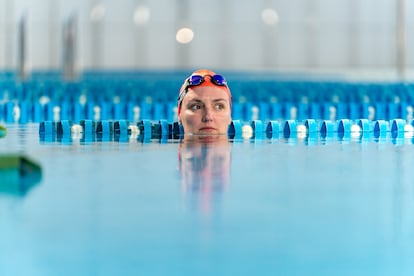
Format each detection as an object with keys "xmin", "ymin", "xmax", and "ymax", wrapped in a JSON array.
[{"xmin": 0, "ymin": 0, "xmax": 412, "ymax": 77}]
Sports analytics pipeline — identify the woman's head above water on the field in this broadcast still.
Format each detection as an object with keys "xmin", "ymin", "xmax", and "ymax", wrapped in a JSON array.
[{"xmin": 177, "ymin": 69, "xmax": 232, "ymax": 136}]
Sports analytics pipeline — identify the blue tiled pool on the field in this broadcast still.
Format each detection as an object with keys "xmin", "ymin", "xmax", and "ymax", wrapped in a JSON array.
[{"xmin": 2, "ymin": 122, "xmax": 414, "ymax": 275}]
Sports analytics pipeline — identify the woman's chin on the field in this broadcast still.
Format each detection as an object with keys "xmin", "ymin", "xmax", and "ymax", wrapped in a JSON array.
[{"xmin": 184, "ymin": 133, "xmax": 228, "ymax": 143}]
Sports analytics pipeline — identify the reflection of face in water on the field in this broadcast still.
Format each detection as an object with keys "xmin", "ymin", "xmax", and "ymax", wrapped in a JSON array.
[{"xmin": 178, "ymin": 135, "xmax": 232, "ymax": 213}]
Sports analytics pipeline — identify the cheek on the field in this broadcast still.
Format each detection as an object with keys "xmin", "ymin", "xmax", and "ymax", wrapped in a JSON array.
[
  {"xmin": 185, "ymin": 114, "xmax": 199, "ymax": 124},
  {"xmin": 181, "ymin": 112, "xmax": 199, "ymax": 129},
  {"xmin": 219, "ymin": 111, "xmax": 232, "ymax": 124}
]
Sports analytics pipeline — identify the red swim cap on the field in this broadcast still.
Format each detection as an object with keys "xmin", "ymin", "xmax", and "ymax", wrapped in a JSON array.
[{"xmin": 177, "ymin": 69, "xmax": 231, "ymax": 115}]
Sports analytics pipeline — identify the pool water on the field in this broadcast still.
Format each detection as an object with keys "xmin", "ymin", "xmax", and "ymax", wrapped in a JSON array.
[{"xmin": 1, "ymin": 123, "xmax": 414, "ymax": 275}]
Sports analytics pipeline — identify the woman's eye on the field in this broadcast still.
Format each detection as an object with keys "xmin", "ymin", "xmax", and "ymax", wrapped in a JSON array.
[
  {"xmin": 215, "ymin": 103, "xmax": 225, "ymax": 110},
  {"xmin": 190, "ymin": 104, "xmax": 201, "ymax": 111}
]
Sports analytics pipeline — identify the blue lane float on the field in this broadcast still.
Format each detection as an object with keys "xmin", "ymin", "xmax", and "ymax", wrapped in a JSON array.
[
  {"xmin": 5, "ymin": 100, "xmax": 414, "ymax": 124},
  {"xmin": 172, "ymin": 121, "xmax": 184, "ymax": 139},
  {"xmin": 32, "ymin": 102, "xmax": 44, "ymax": 123},
  {"xmin": 387, "ymin": 102, "xmax": 398, "ymax": 119},
  {"xmin": 4, "ymin": 72, "xmax": 414, "ymax": 124},
  {"xmin": 250, "ymin": 120, "xmax": 265, "ymax": 139},
  {"xmin": 373, "ymin": 120, "xmax": 388, "ymax": 138},
  {"xmin": 283, "ymin": 120, "xmax": 297, "ymax": 138},
  {"xmin": 337, "ymin": 119, "xmax": 352, "ymax": 139},
  {"xmin": 114, "ymin": 120, "xmax": 129, "ymax": 136},
  {"xmin": 73, "ymin": 103, "xmax": 84, "ymax": 123},
  {"xmin": 60, "ymin": 101, "xmax": 70, "ymax": 120},
  {"xmin": 80, "ymin": 120, "xmax": 94, "ymax": 135},
  {"xmin": 57, "ymin": 120, "xmax": 73, "ymax": 136},
  {"xmin": 85, "ymin": 102, "xmax": 95, "ymax": 120},
  {"xmin": 337, "ymin": 119, "xmax": 351, "ymax": 134},
  {"xmin": 270, "ymin": 103, "xmax": 282, "ymax": 119},
  {"xmin": 19, "ymin": 102, "xmax": 29, "ymax": 124},
  {"xmin": 138, "ymin": 119, "xmax": 171, "ymax": 141},
  {"xmin": 96, "ymin": 120, "xmax": 113, "ymax": 136},
  {"xmin": 158, "ymin": 120, "xmax": 170, "ymax": 137},
  {"xmin": 39, "ymin": 121, "xmax": 56, "ymax": 136},
  {"xmin": 100, "ymin": 101, "xmax": 111, "ymax": 120},
  {"xmin": 228, "ymin": 120, "xmax": 243, "ymax": 139},
  {"xmin": 319, "ymin": 120, "xmax": 335, "ymax": 138},
  {"xmin": 4, "ymin": 102, "xmax": 15, "ymax": 123},
  {"xmin": 151, "ymin": 120, "xmax": 171, "ymax": 142},
  {"xmin": 375, "ymin": 102, "xmax": 386, "ymax": 120},
  {"xmin": 357, "ymin": 119, "xmax": 370, "ymax": 133},
  {"xmin": 136, "ymin": 119, "xmax": 152, "ymax": 141},
  {"xmin": 138, "ymin": 119, "xmax": 151, "ymax": 135},
  {"xmin": 127, "ymin": 103, "xmax": 136, "ymax": 122},
  {"xmin": 231, "ymin": 103, "xmax": 243, "ymax": 121},
  {"xmin": 44, "ymin": 102, "xmax": 54, "ymax": 121},
  {"xmin": 390, "ymin": 119, "xmax": 405, "ymax": 138},
  {"xmin": 265, "ymin": 120, "xmax": 279, "ymax": 139},
  {"xmin": 140, "ymin": 102, "xmax": 152, "ymax": 120},
  {"xmin": 38, "ymin": 118, "xmax": 414, "ymax": 142},
  {"xmin": 113, "ymin": 103, "xmax": 125, "ymax": 120},
  {"xmin": 304, "ymin": 119, "xmax": 318, "ymax": 133},
  {"xmin": 153, "ymin": 103, "xmax": 165, "ymax": 121},
  {"xmin": 349, "ymin": 102, "xmax": 362, "ymax": 120}
]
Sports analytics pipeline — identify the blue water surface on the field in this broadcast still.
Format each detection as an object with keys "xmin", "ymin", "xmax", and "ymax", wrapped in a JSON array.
[{"xmin": 1, "ymin": 124, "xmax": 414, "ymax": 276}]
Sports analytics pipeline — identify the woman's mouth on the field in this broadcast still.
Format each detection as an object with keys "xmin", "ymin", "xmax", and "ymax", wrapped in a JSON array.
[{"xmin": 199, "ymin": 127, "xmax": 217, "ymax": 133}]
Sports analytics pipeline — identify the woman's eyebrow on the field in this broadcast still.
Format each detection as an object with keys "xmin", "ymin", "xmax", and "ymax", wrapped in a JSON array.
[
  {"xmin": 187, "ymin": 99, "xmax": 203, "ymax": 104},
  {"xmin": 187, "ymin": 98, "xmax": 227, "ymax": 104}
]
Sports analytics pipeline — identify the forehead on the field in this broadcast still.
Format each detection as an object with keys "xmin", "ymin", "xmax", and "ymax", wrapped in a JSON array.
[{"xmin": 183, "ymin": 86, "xmax": 230, "ymax": 102}]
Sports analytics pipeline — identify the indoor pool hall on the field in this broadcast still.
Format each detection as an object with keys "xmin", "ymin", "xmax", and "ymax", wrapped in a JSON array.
[{"xmin": 1, "ymin": 0, "xmax": 414, "ymax": 275}]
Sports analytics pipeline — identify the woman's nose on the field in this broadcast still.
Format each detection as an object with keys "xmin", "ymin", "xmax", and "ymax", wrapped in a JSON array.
[{"xmin": 202, "ymin": 106, "xmax": 213, "ymax": 122}]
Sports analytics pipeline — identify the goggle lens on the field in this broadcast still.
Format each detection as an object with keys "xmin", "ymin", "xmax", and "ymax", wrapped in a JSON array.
[
  {"xmin": 210, "ymin": 74, "xmax": 226, "ymax": 86},
  {"xmin": 187, "ymin": 74, "xmax": 227, "ymax": 87},
  {"xmin": 188, "ymin": 75, "xmax": 204, "ymax": 86}
]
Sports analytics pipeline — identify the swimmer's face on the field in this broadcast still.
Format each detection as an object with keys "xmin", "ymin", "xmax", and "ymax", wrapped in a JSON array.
[{"xmin": 178, "ymin": 85, "xmax": 232, "ymax": 136}]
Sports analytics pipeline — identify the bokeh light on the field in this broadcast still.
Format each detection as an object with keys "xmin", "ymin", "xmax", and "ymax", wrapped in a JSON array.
[
  {"xmin": 133, "ymin": 5, "xmax": 150, "ymax": 25},
  {"xmin": 261, "ymin": 8, "xmax": 279, "ymax": 25},
  {"xmin": 90, "ymin": 4, "xmax": 106, "ymax": 22},
  {"xmin": 176, "ymin": 28, "xmax": 194, "ymax": 44}
]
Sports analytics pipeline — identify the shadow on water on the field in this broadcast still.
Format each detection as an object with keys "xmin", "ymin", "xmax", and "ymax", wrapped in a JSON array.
[{"xmin": 0, "ymin": 155, "xmax": 42, "ymax": 197}]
